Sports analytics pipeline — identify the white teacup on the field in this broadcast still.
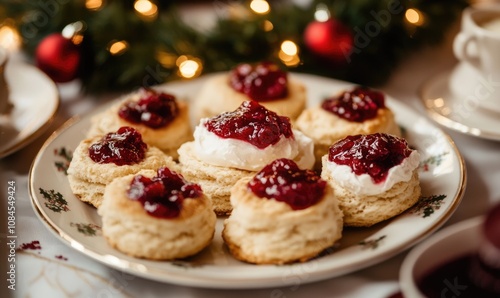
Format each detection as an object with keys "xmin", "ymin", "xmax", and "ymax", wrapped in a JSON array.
[{"xmin": 453, "ymin": 5, "xmax": 500, "ymax": 113}]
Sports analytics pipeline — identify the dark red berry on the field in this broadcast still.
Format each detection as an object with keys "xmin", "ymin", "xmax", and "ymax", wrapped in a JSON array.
[
  {"xmin": 205, "ymin": 100, "xmax": 293, "ymax": 149},
  {"xmin": 118, "ymin": 89, "xmax": 179, "ymax": 128},
  {"xmin": 88, "ymin": 126, "xmax": 147, "ymax": 166},
  {"xmin": 229, "ymin": 62, "xmax": 288, "ymax": 101},
  {"xmin": 248, "ymin": 158, "xmax": 326, "ymax": 210},
  {"xmin": 127, "ymin": 167, "xmax": 203, "ymax": 218},
  {"xmin": 321, "ymin": 86, "xmax": 385, "ymax": 122}
]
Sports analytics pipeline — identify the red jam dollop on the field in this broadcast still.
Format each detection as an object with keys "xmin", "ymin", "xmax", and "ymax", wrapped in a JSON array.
[
  {"xmin": 229, "ymin": 62, "xmax": 288, "ymax": 101},
  {"xmin": 88, "ymin": 126, "xmax": 147, "ymax": 166},
  {"xmin": 328, "ymin": 133, "xmax": 412, "ymax": 184},
  {"xmin": 118, "ymin": 89, "xmax": 179, "ymax": 128},
  {"xmin": 127, "ymin": 167, "xmax": 203, "ymax": 218},
  {"xmin": 321, "ymin": 86, "xmax": 385, "ymax": 122},
  {"xmin": 204, "ymin": 101, "xmax": 293, "ymax": 149},
  {"xmin": 248, "ymin": 158, "xmax": 326, "ymax": 210}
]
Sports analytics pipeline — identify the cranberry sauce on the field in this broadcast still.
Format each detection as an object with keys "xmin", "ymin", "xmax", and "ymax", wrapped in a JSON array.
[
  {"xmin": 484, "ymin": 203, "xmax": 500, "ymax": 250},
  {"xmin": 321, "ymin": 86, "xmax": 385, "ymax": 122},
  {"xmin": 417, "ymin": 253, "xmax": 499, "ymax": 298},
  {"xmin": 118, "ymin": 88, "xmax": 179, "ymax": 128},
  {"xmin": 204, "ymin": 100, "xmax": 293, "ymax": 149},
  {"xmin": 328, "ymin": 133, "xmax": 412, "ymax": 184},
  {"xmin": 88, "ymin": 126, "xmax": 147, "ymax": 166},
  {"xmin": 127, "ymin": 167, "xmax": 203, "ymax": 218},
  {"xmin": 473, "ymin": 203, "xmax": 500, "ymax": 293},
  {"xmin": 229, "ymin": 62, "xmax": 288, "ymax": 101},
  {"xmin": 248, "ymin": 158, "xmax": 326, "ymax": 210}
]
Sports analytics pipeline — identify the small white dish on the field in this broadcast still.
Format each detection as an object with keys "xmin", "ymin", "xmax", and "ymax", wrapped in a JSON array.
[
  {"xmin": 0, "ymin": 58, "xmax": 59, "ymax": 158},
  {"xmin": 420, "ymin": 64, "xmax": 500, "ymax": 141},
  {"xmin": 399, "ymin": 216, "xmax": 483, "ymax": 298}
]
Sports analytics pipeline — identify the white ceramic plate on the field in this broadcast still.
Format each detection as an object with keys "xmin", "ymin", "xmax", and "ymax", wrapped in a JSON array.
[
  {"xmin": 29, "ymin": 73, "xmax": 466, "ymax": 289},
  {"xmin": 0, "ymin": 59, "xmax": 59, "ymax": 158},
  {"xmin": 420, "ymin": 65, "xmax": 500, "ymax": 141}
]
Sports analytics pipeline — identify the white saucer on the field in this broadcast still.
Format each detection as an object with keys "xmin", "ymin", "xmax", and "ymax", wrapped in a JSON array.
[
  {"xmin": 0, "ymin": 59, "xmax": 59, "ymax": 158},
  {"xmin": 420, "ymin": 66, "xmax": 500, "ymax": 141}
]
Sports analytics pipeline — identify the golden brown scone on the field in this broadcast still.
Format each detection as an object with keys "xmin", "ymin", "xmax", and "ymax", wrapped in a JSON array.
[
  {"xmin": 87, "ymin": 90, "xmax": 192, "ymax": 159},
  {"xmin": 177, "ymin": 142, "xmax": 254, "ymax": 215},
  {"xmin": 180, "ymin": 100, "xmax": 315, "ymax": 215},
  {"xmin": 192, "ymin": 73, "xmax": 306, "ymax": 122},
  {"xmin": 295, "ymin": 106, "xmax": 400, "ymax": 166},
  {"xmin": 222, "ymin": 176, "xmax": 343, "ymax": 264},
  {"xmin": 320, "ymin": 133, "xmax": 421, "ymax": 227},
  {"xmin": 67, "ymin": 135, "xmax": 175, "ymax": 208},
  {"xmin": 322, "ymin": 165, "xmax": 420, "ymax": 227},
  {"xmin": 98, "ymin": 169, "xmax": 216, "ymax": 260}
]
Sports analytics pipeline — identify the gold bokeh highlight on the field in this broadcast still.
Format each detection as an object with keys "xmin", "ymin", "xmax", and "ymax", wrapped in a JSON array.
[
  {"xmin": 250, "ymin": 0, "xmax": 270, "ymax": 15},
  {"xmin": 85, "ymin": 0, "xmax": 104, "ymax": 11},
  {"xmin": 405, "ymin": 8, "xmax": 425, "ymax": 26},
  {"xmin": 0, "ymin": 23, "xmax": 21, "ymax": 51},
  {"xmin": 108, "ymin": 40, "xmax": 129, "ymax": 55}
]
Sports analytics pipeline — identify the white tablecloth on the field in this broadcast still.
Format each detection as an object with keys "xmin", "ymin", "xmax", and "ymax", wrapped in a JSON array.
[{"xmin": 1, "ymin": 14, "xmax": 499, "ymax": 298}]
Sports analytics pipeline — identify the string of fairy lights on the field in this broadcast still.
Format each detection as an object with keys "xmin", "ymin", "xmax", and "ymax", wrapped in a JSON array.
[{"xmin": 0, "ymin": 0, "xmax": 430, "ymax": 81}]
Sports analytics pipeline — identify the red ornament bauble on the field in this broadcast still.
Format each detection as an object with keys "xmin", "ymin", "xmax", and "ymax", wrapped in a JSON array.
[
  {"xmin": 35, "ymin": 33, "xmax": 81, "ymax": 83},
  {"xmin": 304, "ymin": 19, "xmax": 354, "ymax": 63}
]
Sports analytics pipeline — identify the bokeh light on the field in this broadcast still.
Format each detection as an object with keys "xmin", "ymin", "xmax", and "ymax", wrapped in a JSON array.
[
  {"xmin": 85, "ymin": 0, "xmax": 104, "ymax": 11},
  {"xmin": 134, "ymin": 0, "xmax": 158, "ymax": 19},
  {"xmin": 108, "ymin": 40, "xmax": 129, "ymax": 55},
  {"xmin": 281, "ymin": 40, "xmax": 298, "ymax": 56},
  {"xmin": 0, "ymin": 22, "xmax": 21, "ymax": 51},
  {"xmin": 177, "ymin": 55, "xmax": 203, "ymax": 79},
  {"xmin": 314, "ymin": 4, "xmax": 330, "ymax": 22},
  {"xmin": 279, "ymin": 40, "xmax": 300, "ymax": 67},
  {"xmin": 263, "ymin": 20, "xmax": 273, "ymax": 32},
  {"xmin": 250, "ymin": 0, "xmax": 270, "ymax": 15},
  {"xmin": 405, "ymin": 8, "xmax": 425, "ymax": 26}
]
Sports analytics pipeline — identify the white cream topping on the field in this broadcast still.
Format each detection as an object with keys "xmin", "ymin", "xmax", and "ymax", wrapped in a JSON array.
[
  {"xmin": 193, "ymin": 119, "xmax": 314, "ymax": 171},
  {"xmin": 325, "ymin": 150, "xmax": 420, "ymax": 196}
]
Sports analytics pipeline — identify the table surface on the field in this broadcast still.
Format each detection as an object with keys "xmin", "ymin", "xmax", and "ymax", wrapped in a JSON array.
[{"xmin": 1, "ymin": 10, "xmax": 500, "ymax": 298}]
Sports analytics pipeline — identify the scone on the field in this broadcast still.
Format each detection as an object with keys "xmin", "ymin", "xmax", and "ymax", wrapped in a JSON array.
[
  {"xmin": 87, "ymin": 88, "xmax": 192, "ymax": 159},
  {"xmin": 98, "ymin": 166, "xmax": 216, "ymax": 260},
  {"xmin": 295, "ymin": 86, "xmax": 401, "ymax": 166},
  {"xmin": 193, "ymin": 61, "xmax": 306, "ymax": 121},
  {"xmin": 321, "ymin": 133, "xmax": 421, "ymax": 227},
  {"xmin": 222, "ymin": 158, "xmax": 343, "ymax": 264},
  {"xmin": 178, "ymin": 100, "xmax": 314, "ymax": 215},
  {"xmin": 67, "ymin": 126, "xmax": 174, "ymax": 208}
]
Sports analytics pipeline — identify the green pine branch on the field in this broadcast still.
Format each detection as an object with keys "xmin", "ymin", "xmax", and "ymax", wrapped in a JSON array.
[{"xmin": 3, "ymin": 0, "xmax": 469, "ymax": 93}]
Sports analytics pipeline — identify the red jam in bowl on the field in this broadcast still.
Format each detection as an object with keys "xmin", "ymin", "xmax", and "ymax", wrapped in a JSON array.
[
  {"xmin": 229, "ymin": 62, "xmax": 288, "ymax": 101},
  {"xmin": 88, "ymin": 126, "xmax": 147, "ymax": 166},
  {"xmin": 328, "ymin": 133, "xmax": 412, "ymax": 183},
  {"xmin": 321, "ymin": 86, "xmax": 385, "ymax": 122},
  {"xmin": 204, "ymin": 100, "xmax": 293, "ymax": 149},
  {"xmin": 248, "ymin": 158, "xmax": 326, "ymax": 210},
  {"xmin": 118, "ymin": 89, "xmax": 179, "ymax": 128},
  {"xmin": 127, "ymin": 167, "xmax": 203, "ymax": 218},
  {"xmin": 417, "ymin": 254, "xmax": 499, "ymax": 298}
]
